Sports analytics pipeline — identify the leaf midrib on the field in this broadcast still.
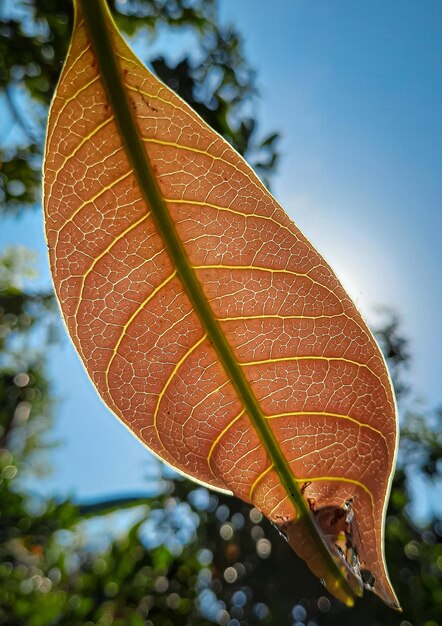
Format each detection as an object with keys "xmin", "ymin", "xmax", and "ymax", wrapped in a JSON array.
[{"xmin": 75, "ymin": 0, "xmax": 357, "ymax": 604}]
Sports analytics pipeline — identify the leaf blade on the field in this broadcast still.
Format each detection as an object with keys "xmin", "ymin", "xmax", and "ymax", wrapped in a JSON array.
[{"xmin": 43, "ymin": 0, "xmax": 400, "ymax": 609}]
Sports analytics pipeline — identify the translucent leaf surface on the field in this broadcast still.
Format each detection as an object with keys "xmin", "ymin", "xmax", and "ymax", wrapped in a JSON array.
[{"xmin": 43, "ymin": 0, "xmax": 400, "ymax": 608}]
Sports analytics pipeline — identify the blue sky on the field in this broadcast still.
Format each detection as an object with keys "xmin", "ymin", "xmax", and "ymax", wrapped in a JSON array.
[{"xmin": 1, "ymin": 1, "xmax": 441, "ymax": 508}]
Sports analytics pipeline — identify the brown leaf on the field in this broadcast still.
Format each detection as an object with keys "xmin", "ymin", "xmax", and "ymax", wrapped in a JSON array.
[{"xmin": 43, "ymin": 0, "xmax": 400, "ymax": 608}]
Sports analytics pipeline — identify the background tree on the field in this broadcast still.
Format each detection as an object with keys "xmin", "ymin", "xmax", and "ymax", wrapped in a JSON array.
[{"xmin": 1, "ymin": 2, "xmax": 441, "ymax": 625}]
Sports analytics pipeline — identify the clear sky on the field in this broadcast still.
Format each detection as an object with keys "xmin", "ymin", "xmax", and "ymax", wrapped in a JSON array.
[{"xmin": 1, "ymin": 1, "xmax": 441, "ymax": 506}]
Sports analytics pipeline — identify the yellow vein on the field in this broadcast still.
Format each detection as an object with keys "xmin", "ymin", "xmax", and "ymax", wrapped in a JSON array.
[
  {"xmin": 268, "ymin": 495, "xmax": 289, "ymax": 519},
  {"xmin": 240, "ymin": 353, "xmax": 381, "ymax": 380},
  {"xmin": 123, "ymin": 82, "xmax": 179, "ymax": 111},
  {"xmin": 143, "ymin": 136, "xmax": 236, "ymax": 166},
  {"xmin": 51, "ymin": 116, "xmax": 114, "ymax": 182},
  {"xmin": 182, "ymin": 378, "xmax": 231, "ymax": 428},
  {"xmin": 249, "ymin": 464, "xmax": 274, "ymax": 500},
  {"xmin": 295, "ymin": 476, "xmax": 375, "ymax": 511},
  {"xmin": 153, "ymin": 333, "xmax": 207, "ymax": 441},
  {"xmin": 105, "ymin": 271, "xmax": 176, "ymax": 393},
  {"xmin": 265, "ymin": 411, "xmax": 388, "ymax": 445},
  {"xmin": 192, "ymin": 264, "xmax": 339, "ymax": 298},
  {"xmin": 163, "ymin": 197, "xmax": 296, "ymax": 238},
  {"xmin": 217, "ymin": 313, "xmax": 348, "ymax": 322},
  {"xmin": 216, "ymin": 311, "xmax": 385, "ymax": 389},
  {"xmin": 73, "ymin": 212, "xmax": 151, "ymax": 334},
  {"xmin": 47, "ymin": 73, "xmax": 99, "ymax": 148},
  {"xmin": 253, "ymin": 474, "xmax": 375, "ymax": 517},
  {"xmin": 207, "ymin": 409, "xmax": 245, "ymax": 480},
  {"xmin": 54, "ymin": 168, "xmax": 133, "ymax": 241},
  {"xmin": 142, "ymin": 136, "xmax": 265, "ymax": 196}
]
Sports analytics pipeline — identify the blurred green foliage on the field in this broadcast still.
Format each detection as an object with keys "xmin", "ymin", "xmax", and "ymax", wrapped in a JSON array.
[{"xmin": 1, "ymin": 1, "xmax": 441, "ymax": 625}]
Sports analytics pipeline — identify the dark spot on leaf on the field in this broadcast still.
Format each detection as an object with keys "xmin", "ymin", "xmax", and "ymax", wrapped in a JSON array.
[{"xmin": 361, "ymin": 569, "xmax": 376, "ymax": 589}]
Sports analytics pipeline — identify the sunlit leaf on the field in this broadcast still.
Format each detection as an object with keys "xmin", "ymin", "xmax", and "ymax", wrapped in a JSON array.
[{"xmin": 43, "ymin": 0, "xmax": 400, "ymax": 608}]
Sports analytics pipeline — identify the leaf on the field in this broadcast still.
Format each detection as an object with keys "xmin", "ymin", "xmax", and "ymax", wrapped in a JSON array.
[{"xmin": 43, "ymin": 0, "xmax": 400, "ymax": 609}]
